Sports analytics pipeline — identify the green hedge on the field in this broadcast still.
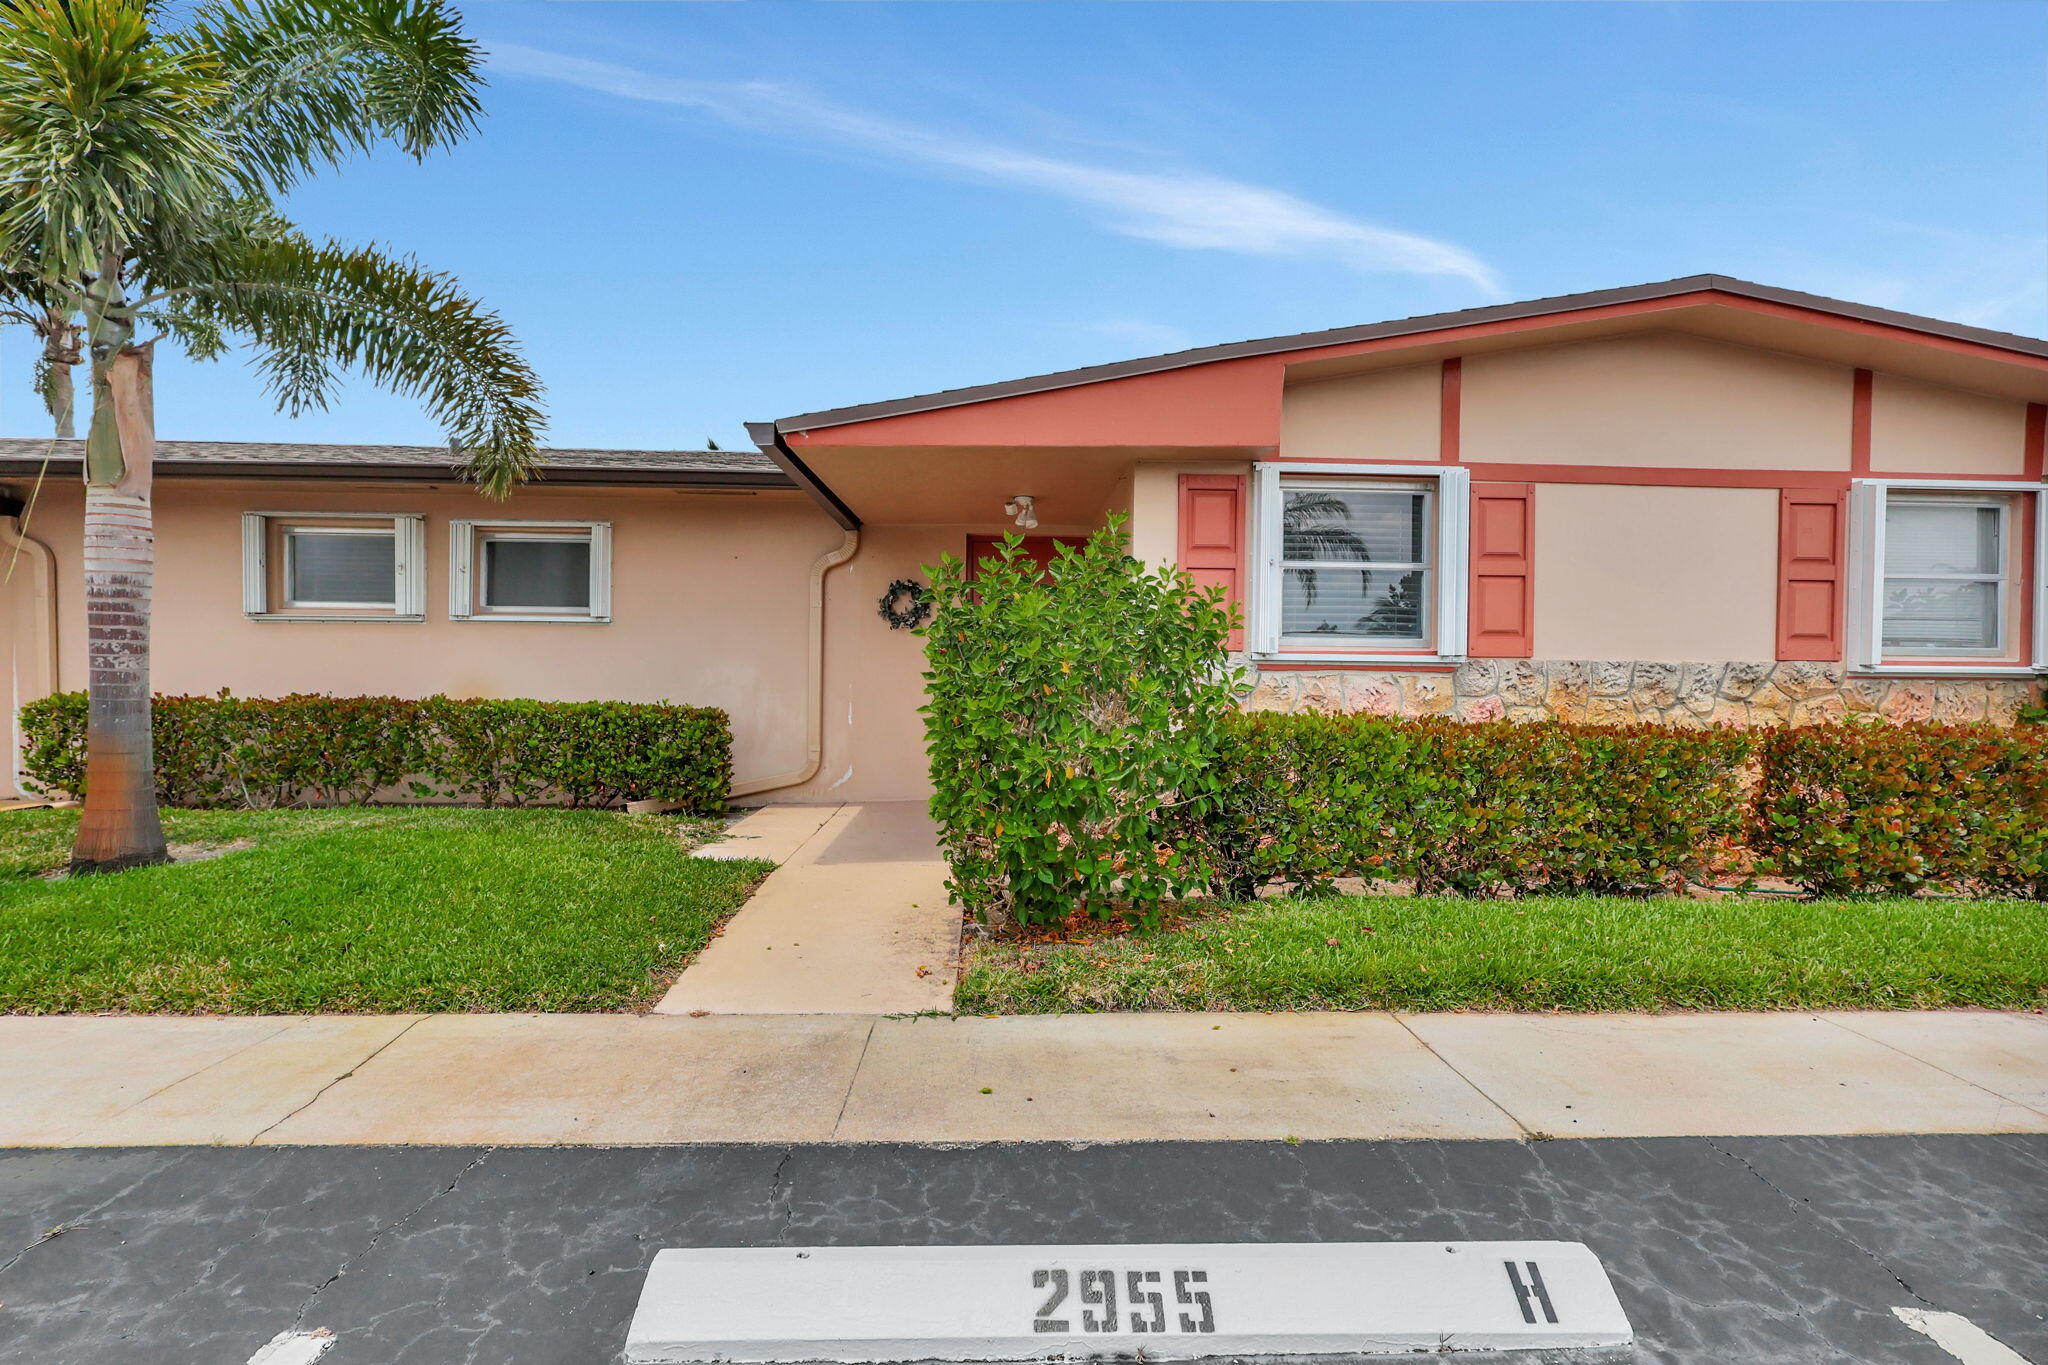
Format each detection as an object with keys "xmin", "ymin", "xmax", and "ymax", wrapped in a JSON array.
[
  {"xmin": 1750, "ymin": 723, "xmax": 2047, "ymax": 898},
  {"xmin": 19, "ymin": 692, "xmax": 731, "ymax": 813},
  {"xmin": 1207, "ymin": 714, "xmax": 1755, "ymax": 899}
]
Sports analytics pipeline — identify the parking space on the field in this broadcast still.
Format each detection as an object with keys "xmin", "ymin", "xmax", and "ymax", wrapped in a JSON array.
[{"xmin": 1, "ymin": 1136, "xmax": 2042, "ymax": 1364}]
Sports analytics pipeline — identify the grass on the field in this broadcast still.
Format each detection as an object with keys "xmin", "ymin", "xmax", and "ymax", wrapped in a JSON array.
[
  {"xmin": 0, "ymin": 807, "xmax": 770, "ymax": 1014},
  {"xmin": 958, "ymin": 893, "xmax": 2048, "ymax": 1014}
]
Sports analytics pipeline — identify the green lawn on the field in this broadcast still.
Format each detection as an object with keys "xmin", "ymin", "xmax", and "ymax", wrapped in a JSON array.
[
  {"xmin": 959, "ymin": 893, "xmax": 2048, "ymax": 1014},
  {"xmin": 0, "ymin": 807, "xmax": 770, "ymax": 1014}
]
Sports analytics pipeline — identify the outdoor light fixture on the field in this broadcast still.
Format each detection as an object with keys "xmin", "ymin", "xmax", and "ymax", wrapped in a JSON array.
[{"xmin": 1003, "ymin": 495, "xmax": 1039, "ymax": 530}]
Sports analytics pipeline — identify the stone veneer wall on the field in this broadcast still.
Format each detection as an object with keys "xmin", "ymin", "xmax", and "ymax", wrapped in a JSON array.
[{"xmin": 1242, "ymin": 659, "xmax": 2044, "ymax": 727}]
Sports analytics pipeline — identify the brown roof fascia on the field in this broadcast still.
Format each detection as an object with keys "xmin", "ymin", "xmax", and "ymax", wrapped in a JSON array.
[
  {"xmin": 748, "ymin": 421, "xmax": 861, "ymax": 530},
  {"xmin": 767, "ymin": 274, "xmax": 2048, "ymax": 435}
]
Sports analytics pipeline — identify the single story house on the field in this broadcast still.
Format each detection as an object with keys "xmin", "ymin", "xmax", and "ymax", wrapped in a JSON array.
[{"xmin": 4, "ymin": 275, "xmax": 2044, "ymax": 803}]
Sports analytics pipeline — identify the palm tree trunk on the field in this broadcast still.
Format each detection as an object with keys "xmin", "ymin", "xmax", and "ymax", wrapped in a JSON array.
[
  {"xmin": 43, "ymin": 362, "xmax": 76, "ymax": 439},
  {"xmin": 70, "ymin": 343, "xmax": 166, "ymax": 873},
  {"xmin": 38, "ymin": 315, "xmax": 82, "ymax": 439}
]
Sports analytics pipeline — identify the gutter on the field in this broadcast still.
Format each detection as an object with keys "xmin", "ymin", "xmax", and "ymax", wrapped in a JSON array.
[
  {"xmin": 726, "ymin": 524, "xmax": 861, "ymax": 801},
  {"xmin": 711, "ymin": 426, "xmax": 866, "ymax": 802},
  {"xmin": 618, "ymin": 427, "xmax": 872, "ymax": 812},
  {"xmin": 747, "ymin": 421, "xmax": 860, "ymax": 530}
]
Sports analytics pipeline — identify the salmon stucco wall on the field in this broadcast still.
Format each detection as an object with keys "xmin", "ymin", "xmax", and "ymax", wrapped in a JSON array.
[
  {"xmin": 1278, "ymin": 363, "xmax": 1441, "ymax": 464},
  {"xmin": 2, "ymin": 479, "xmax": 845, "ymax": 797},
  {"xmin": 1868, "ymin": 372, "xmax": 2030, "ymax": 475},
  {"xmin": 1533, "ymin": 484, "xmax": 1781, "ymax": 662},
  {"xmin": 1458, "ymin": 332, "xmax": 1854, "ymax": 470}
]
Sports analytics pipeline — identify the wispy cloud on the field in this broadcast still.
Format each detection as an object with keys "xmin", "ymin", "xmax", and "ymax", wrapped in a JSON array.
[
  {"xmin": 1748, "ymin": 223, "xmax": 2048, "ymax": 338},
  {"xmin": 1081, "ymin": 319, "xmax": 1199, "ymax": 354},
  {"xmin": 488, "ymin": 42, "xmax": 1501, "ymax": 295}
]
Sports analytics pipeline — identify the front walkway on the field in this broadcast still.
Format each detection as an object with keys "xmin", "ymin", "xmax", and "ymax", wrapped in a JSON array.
[
  {"xmin": 1, "ymin": 1009, "xmax": 2041, "ymax": 1147},
  {"xmin": 655, "ymin": 802, "xmax": 959, "ymax": 1015}
]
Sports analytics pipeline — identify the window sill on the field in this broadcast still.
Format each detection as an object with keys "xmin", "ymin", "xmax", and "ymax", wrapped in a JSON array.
[
  {"xmin": 247, "ymin": 612, "xmax": 423, "ymax": 624},
  {"xmin": 1254, "ymin": 652, "xmax": 1463, "ymax": 670},
  {"xmin": 1851, "ymin": 664, "xmax": 2044, "ymax": 679},
  {"xmin": 452, "ymin": 614, "xmax": 610, "ymax": 624}
]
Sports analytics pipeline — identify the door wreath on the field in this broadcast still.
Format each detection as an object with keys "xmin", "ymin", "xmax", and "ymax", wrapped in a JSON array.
[{"xmin": 877, "ymin": 578, "xmax": 932, "ymax": 629}]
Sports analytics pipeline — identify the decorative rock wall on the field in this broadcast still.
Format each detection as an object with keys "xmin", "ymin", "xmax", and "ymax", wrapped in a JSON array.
[{"xmin": 1241, "ymin": 659, "xmax": 2043, "ymax": 727}]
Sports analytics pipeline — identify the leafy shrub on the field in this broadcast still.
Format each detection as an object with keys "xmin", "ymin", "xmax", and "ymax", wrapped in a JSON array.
[
  {"xmin": 18, "ymin": 692, "xmax": 730, "ymax": 813},
  {"xmin": 1205, "ymin": 714, "xmax": 1755, "ymax": 898},
  {"xmin": 1205, "ymin": 711, "xmax": 1417, "ymax": 900},
  {"xmin": 1404, "ymin": 719, "xmax": 1756, "ymax": 897},
  {"xmin": 920, "ymin": 519, "xmax": 1239, "ymax": 929},
  {"xmin": 1750, "ymin": 724, "xmax": 2048, "ymax": 898}
]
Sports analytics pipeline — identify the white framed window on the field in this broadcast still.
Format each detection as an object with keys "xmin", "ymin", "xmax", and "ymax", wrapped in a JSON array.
[
  {"xmin": 1251, "ymin": 463, "xmax": 1469, "ymax": 659},
  {"xmin": 1849, "ymin": 479, "xmax": 2047, "ymax": 675},
  {"xmin": 242, "ymin": 512, "xmax": 425, "ymax": 621},
  {"xmin": 449, "ymin": 519, "xmax": 611, "ymax": 622}
]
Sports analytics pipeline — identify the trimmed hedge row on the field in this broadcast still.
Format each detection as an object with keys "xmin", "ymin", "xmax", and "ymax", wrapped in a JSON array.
[
  {"xmin": 1750, "ymin": 724, "xmax": 2047, "ymax": 898},
  {"xmin": 1208, "ymin": 714, "xmax": 1752, "ymax": 899},
  {"xmin": 19, "ymin": 692, "xmax": 731, "ymax": 813},
  {"xmin": 1207, "ymin": 713, "xmax": 2048, "ymax": 900}
]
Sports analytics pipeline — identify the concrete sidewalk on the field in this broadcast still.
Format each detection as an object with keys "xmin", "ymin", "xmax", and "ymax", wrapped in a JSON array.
[
  {"xmin": 655, "ymin": 802, "xmax": 959, "ymax": 1015},
  {"xmin": 2, "ymin": 1008, "xmax": 2042, "ymax": 1147}
]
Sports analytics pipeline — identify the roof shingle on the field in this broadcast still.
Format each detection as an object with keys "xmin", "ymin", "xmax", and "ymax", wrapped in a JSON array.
[{"xmin": 0, "ymin": 438, "xmax": 788, "ymax": 486}]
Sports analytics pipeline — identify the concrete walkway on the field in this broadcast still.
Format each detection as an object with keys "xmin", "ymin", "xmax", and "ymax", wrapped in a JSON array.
[
  {"xmin": 2, "ymin": 1009, "xmax": 2042, "ymax": 1147},
  {"xmin": 657, "ymin": 803, "xmax": 960, "ymax": 1015}
]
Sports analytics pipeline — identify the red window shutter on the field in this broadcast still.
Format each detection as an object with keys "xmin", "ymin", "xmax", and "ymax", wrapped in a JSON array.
[
  {"xmin": 1178, "ymin": 474, "xmax": 1245, "ymax": 648},
  {"xmin": 1468, "ymin": 482, "xmax": 1534, "ymax": 658},
  {"xmin": 1777, "ymin": 489, "xmax": 1846, "ymax": 661}
]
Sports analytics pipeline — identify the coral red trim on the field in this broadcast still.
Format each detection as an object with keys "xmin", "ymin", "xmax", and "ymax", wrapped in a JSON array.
[
  {"xmin": 1850, "ymin": 368, "xmax": 1873, "ymax": 475},
  {"xmin": 1439, "ymin": 358, "xmax": 1462, "ymax": 464}
]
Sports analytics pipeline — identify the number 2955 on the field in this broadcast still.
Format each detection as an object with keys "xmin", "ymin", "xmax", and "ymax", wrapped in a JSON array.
[{"xmin": 1032, "ymin": 1269, "xmax": 1215, "ymax": 1335}]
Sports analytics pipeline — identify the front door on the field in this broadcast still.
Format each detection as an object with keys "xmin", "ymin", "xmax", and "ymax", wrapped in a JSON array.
[{"xmin": 965, "ymin": 534, "xmax": 1089, "ymax": 582}]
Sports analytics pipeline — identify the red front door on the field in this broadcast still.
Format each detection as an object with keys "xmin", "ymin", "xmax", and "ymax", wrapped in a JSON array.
[{"xmin": 965, "ymin": 534, "xmax": 1089, "ymax": 583}]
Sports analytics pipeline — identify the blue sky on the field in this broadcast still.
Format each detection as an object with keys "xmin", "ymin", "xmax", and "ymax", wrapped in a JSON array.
[{"xmin": 5, "ymin": 0, "xmax": 2044, "ymax": 451}]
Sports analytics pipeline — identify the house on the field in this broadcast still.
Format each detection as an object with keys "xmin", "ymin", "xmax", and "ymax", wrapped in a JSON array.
[{"xmin": 3, "ymin": 275, "xmax": 2044, "ymax": 804}]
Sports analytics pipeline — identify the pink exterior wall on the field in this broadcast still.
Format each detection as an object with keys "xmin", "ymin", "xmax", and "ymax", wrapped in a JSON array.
[
  {"xmin": 1460, "ymin": 333, "xmax": 1853, "ymax": 471},
  {"xmin": 1532, "ymin": 484, "xmax": 1781, "ymax": 661},
  {"xmin": 1278, "ymin": 363, "xmax": 1440, "ymax": 464},
  {"xmin": 1868, "ymin": 373, "xmax": 2030, "ymax": 475},
  {"xmin": 2, "ymin": 478, "xmax": 845, "ymax": 797}
]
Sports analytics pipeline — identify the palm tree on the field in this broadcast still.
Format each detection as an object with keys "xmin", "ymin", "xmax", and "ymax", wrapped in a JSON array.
[
  {"xmin": 1281, "ymin": 490, "xmax": 1372, "ymax": 608},
  {"xmin": 0, "ymin": 0, "xmax": 545, "ymax": 872}
]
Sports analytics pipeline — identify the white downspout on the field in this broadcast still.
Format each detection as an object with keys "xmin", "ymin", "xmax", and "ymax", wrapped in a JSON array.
[
  {"xmin": 2, "ymin": 512, "xmax": 60, "ymax": 797},
  {"xmin": 728, "ymin": 526, "xmax": 860, "ymax": 801}
]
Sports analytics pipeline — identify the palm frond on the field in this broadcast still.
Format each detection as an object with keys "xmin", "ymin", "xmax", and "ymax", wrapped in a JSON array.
[
  {"xmin": 174, "ymin": 230, "xmax": 544, "ymax": 494},
  {"xmin": 0, "ymin": 0, "xmax": 237, "ymax": 277},
  {"xmin": 189, "ymin": 0, "xmax": 483, "ymax": 191}
]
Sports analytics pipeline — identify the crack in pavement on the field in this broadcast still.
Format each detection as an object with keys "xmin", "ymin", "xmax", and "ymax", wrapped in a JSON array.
[
  {"xmin": 828, "ymin": 1020, "xmax": 878, "ymax": 1140},
  {"xmin": 767, "ymin": 1145, "xmax": 797, "ymax": 1244},
  {"xmin": 0, "ymin": 1219, "xmax": 77, "ymax": 1278},
  {"xmin": 249, "ymin": 1017, "xmax": 427, "ymax": 1145},
  {"xmin": 0, "ymin": 1161, "xmax": 166, "ymax": 1281},
  {"xmin": 1389, "ymin": 1014, "xmax": 1533, "ymax": 1140},
  {"xmin": 1703, "ymin": 1137, "xmax": 1937, "ymax": 1311},
  {"xmin": 61, "ymin": 1021, "xmax": 297, "ymax": 1144},
  {"xmin": 288, "ymin": 1147, "xmax": 498, "ymax": 1332}
]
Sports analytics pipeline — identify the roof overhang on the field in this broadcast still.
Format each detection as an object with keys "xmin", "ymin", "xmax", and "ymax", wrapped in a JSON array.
[
  {"xmin": 754, "ymin": 276, "xmax": 2048, "ymax": 525},
  {"xmin": 0, "ymin": 458, "xmax": 796, "ymax": 491}
]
